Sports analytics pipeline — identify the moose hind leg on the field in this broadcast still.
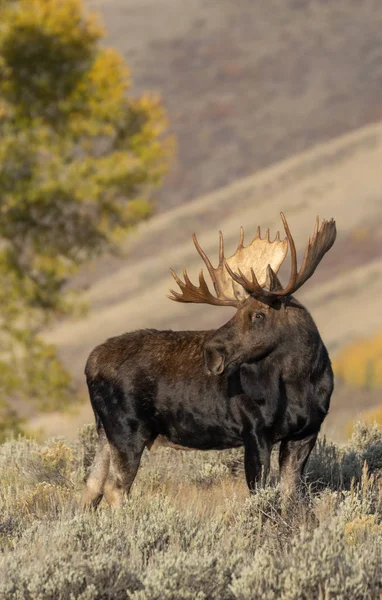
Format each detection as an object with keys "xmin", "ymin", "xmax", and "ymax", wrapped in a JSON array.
[
  {"xmin": 103, "ymin": 436, "xmax": 145, "ymax": 508},
  {"xmin": 82, "ymin": 427, "xmax": 110, "ymax": 510},
  {"xmin": 279, "ymin": 433, "xmax": 317, "ymax": 499},
  {"xmin": 85, "ymin": 373, "xmax": 152, "ymax": 508}
]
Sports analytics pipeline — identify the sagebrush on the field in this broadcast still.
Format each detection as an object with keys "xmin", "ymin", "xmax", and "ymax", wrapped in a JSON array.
[{"xmin": 0, "ymin": 421, "xmax": 381, "ymax": 599}]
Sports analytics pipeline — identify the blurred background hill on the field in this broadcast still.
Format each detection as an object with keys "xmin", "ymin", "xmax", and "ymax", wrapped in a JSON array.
[
  {"xmin": 88, "ymin": 0, "xmax": 382, "ymax": 211},
  {"xmin": 2, "ymin": 0, "xmax": 382, "ymax": 441}
]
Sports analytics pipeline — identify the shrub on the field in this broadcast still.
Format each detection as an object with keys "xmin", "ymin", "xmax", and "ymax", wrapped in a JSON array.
[
  {"xmin": 77, "ymin": 423, "xmax": 97, "ymax": 472},
  {"xmin": 348, "ymin": 420, "xmax": 382, "ymax": 453},
  {"xmin": 0, "ymin": 424, "xmax": 381, "ymax": 599}
]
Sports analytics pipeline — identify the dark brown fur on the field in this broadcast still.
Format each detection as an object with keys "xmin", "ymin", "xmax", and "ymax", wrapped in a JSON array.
[{"xmin": 82, "ymin": 281, "xmax": 333, "ymax": 508}]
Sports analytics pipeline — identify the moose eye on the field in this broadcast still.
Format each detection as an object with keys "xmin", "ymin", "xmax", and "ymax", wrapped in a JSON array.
[{"xmin": 251, "ymin": 312, "xmax": 264, "ymax": 323}]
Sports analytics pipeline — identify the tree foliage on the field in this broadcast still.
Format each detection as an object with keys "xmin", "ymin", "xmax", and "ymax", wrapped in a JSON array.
[{"xmin": 0, "ymin": 0, "xmax": 172, "ymax": 437}]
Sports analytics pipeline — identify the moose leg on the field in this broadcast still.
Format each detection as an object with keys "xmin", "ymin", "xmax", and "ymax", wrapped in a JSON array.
[
  {"xmin": 279, "ymin": 433, "xmax": 317, "ymax": 499},
  {"xmin": 244, "ymin": 431, "xmax": 272, "ymax": 492},
  {"xmin": 103, "ymin": 433, "xmax": 146, "ymax": 508},
  {"xmin": 81, "ymin": 427, "xmax": 110, "ymax": 510}
]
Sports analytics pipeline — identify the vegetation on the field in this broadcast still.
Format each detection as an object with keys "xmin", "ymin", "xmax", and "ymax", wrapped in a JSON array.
[
  {"xmin": 0, "ymin": 421, "xmax": 381, "ymax": 599},
  {"xmin": 0, "ymin": 0, "xmax": 172, "ymax": 437},
  {"xmin": 346, "ymin": 407, "xmax": 382, "ymax": 437},
  {"xmin": 333, "ymin": 330, "xmax": 382, "ymax": 389}
]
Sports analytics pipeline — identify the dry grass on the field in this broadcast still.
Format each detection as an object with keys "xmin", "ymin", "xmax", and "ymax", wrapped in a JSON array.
[{"xmin": 0, "ymin": 422, "xmax": 381, "ymax": 599}]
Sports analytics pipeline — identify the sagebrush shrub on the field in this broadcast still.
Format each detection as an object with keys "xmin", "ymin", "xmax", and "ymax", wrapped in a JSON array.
[
  {"xmin": 348, "ymin": 420, "xmax": 382, "ymax": 453},
  {"xmin": 0, "ymin": 422, "xmax": 381, "ymax": 600}
]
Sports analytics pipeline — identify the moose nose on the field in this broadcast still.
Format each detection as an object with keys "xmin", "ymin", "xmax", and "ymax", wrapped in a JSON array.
[{"xmin": 203, "ymin": 343, "xmax": 226, "ymax": 376}]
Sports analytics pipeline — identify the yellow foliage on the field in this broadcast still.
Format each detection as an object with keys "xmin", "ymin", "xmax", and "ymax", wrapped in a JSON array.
[
  {"xmin": 0, "ymin": 0, "xmax": 173, "ymax": 430},
  {"xmin": 0, "ymin": 0, "xmax": 103, "ymax": 117},
  {"xmin": 78, "ymin": 48, "xmax": 130, "ymax": 121},
  {"xmin": 333, "ymin": 330, "xmax": 382, "ymax": 388},
  {"xmin": 6, "ymin": 0, "xmax": 103, "ymax": 41},
  {"xmin": 345, "ymin": 515, "xmax": 382, "ymax": 545},
  {"xmin": 345, "ymin": 407, "xmax": 382, "ymax": 439},
  {"xmin": 16, "ymin": 482, "xmax": 70, "ymax": 518},
  {"xmin": 39, "ymin": 441, "xmax": 75, "ymax": 477}
]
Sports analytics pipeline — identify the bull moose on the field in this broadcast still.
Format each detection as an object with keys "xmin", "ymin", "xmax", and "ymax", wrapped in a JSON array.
[{"xmin": 82, "ymin": 213, "xmax": 336, "ymax": 508}]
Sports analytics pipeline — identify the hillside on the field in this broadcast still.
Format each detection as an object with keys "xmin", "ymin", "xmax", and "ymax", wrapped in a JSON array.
[
  {"xmin": 86, "ymin": 0, "xmax": 382, "ymax": 211},
  {"xmin": 38, "ymin": 122, "xmax": 382, "ymax": 441}
]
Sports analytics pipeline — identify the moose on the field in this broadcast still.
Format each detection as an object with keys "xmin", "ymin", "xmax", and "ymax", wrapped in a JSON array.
[{"xmin": 82, "ymin": 213, "xmax": 336, "ymax": 508}]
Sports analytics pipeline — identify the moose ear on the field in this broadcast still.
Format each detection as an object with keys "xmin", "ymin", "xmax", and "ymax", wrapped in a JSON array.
[{"xmin": 265, "ymin": 265, "xmax": 283, "ymax": 292}]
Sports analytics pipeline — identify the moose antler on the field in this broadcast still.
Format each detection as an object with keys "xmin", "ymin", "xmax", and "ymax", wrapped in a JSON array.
[
  {"xmin": 168, "ymin": 262, "xmax": 238, "ymax": 307},
  {"xmin": 224, "ymin": 213, "xmax": 337, "ymax": 298},
  {"xmin": 168, "ymin": 224, "xmax": 288, "ymax": 307}
]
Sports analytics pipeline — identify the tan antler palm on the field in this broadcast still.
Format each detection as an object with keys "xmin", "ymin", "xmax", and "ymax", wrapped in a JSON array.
[
  {"xmin": 224, "ymin": 213, "xmax": 337, "ymax": 298},
  {"xmin": 168, "ymin": 222, "xmax": 288, "ymax": 307}
]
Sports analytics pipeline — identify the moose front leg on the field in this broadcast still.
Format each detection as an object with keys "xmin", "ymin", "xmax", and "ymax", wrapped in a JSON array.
[
  {"xmin": 243, "ymin": 430, "xmax": 272, "ymax": 492},
  {"xmin": 279, "ymin": 433, "xmax": 317, "ymax": 499}
]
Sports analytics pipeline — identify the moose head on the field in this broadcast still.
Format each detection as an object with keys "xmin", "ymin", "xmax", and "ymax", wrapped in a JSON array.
[{"xmin": 168, "ymin": 213, "xmax": 336, "ymax": 376}]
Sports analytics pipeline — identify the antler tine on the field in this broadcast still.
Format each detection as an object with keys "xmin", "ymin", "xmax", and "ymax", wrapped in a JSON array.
[
  {"xmin": 273, "ymin": 214, "xmax": 336, "ymax": 297},
  {"xmin": 288, "ymin": 216, "xmax": 336, "ymax": 294},
  {"xmin": 238, "ymin": 226, "xmax": 244, "ymax": 249},
  {"xmin": 193, "ymin": 231, "xmax": 240, "ymax": 301},
  {"xmin": 170, "ymin": 268, "xmax": 185, "ymax": 289},
  {"xmin": 168, "ymin": 251, "xmax": 241, "ymax": 308},
  {"xmin": 192, "ymin": 233, "xmax": 222, "ymax": 298},
  {"xmin": 267, "ymin": 213, "xmax": 336, "ymax": 297},
  {"xmin": 224, "ymin": 261, "xmax": 269, "ymax": 296},
  {"xmin": 192, "ymin": 234, "xmax": 216, "ymax": 280},
  {"xmin": 219, "ymin": 231, "xmax": 225, "ymax": 265},
  {"xmin": 220, "ymin": 213, "xmax": 336, "ymax": 300},
  {"xmin": 273, "ymin": 212, "xmax": 299, "ymax": 296},
  {"xmin": 168, "ymin": 268, "xmax": 213, "ymax": 305},
  {"xmin": 313, "ymin": 215, "xmax": 319, "ymax": 238}
]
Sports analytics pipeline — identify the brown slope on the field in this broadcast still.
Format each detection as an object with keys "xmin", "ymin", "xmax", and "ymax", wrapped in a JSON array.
[{"xmin": 87, "ymin": 0, "xmax": 382, "ymax": 211}]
